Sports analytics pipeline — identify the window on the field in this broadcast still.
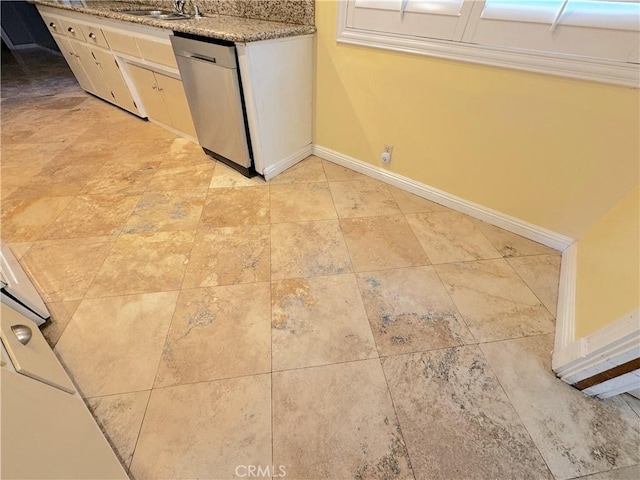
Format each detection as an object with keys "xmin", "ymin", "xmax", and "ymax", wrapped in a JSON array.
[{"xmin": 337, "ymin": 0, "xmax": 640, "ymax": 86}]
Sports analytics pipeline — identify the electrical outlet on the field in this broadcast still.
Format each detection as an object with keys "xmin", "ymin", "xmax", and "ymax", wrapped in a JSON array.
[{"xmin": 381, "ymin": 144, "xmax": 393, "ymax": 164}]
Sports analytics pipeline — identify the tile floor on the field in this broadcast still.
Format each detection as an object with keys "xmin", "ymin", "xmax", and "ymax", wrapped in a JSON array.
[{"xmin": 2, "ymin": 48, "xmax": 639, "ymax": 480}]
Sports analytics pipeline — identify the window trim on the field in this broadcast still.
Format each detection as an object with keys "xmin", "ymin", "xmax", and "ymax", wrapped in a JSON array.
[{"xmin": 336, "ymin": 1, "xmax": 640, "ymax": 88}]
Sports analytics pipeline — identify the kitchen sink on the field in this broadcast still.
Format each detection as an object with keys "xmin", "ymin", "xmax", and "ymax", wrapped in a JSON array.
[{"xmin": 120, "ymin": 9, "xmax": 191, "ymax": 20}]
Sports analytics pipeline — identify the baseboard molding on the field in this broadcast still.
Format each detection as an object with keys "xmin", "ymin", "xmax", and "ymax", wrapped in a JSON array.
[
  {"xmin": 263, "ymin": 144, "xmax": 313, "ymax": 181},
  {"xmin": 312, "ymin": 145, "xmax": 574, "ymax": 251},
  {"xmin": 552, "ymin": 242, "xmax": 579, "ymax": 369},
  {"xmin": 553, "ymin": 309, "xmax": 640, "ymax": 398},
  {"xmin": 554, "ymin": 309, "xmax": 640, "ymax": 380}
]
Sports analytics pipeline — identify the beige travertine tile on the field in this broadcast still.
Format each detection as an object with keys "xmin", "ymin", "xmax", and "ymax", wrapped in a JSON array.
[
  {"xmin": 269, "ymin": 156, "xmax": 327, "ymax": 184},
  {"xmin": 507, "ymin": 254, "xmax": 562, "ymax": 317},
  {"xmin": 8, "ymin": 242, "xmax": 33, "ymax": 260},
  {"xmin": 382, "ymin": 346, "xmax": 553, "ymax": 479},
  {"xmin": 624, "ymin": 394, "xmax": 640, "ymax": 417},
  {"xmin": 357, "ymin": 267, "xmax": 474, "ymax": 356},
  {"xmin": 20, "ymin": 239, "xmax": 112, "ymax": 302},
  {"xmin": 574, "ymin": 465, "xmax": 640, "ymax": 480},
  {"xmin": 182, "ymin": 225, "xmax": 270, "ymax": 288},
  {"xmin": 37, "ymin": 96, "xmax": 86, "ymax": 110},
  {"xmin": 123, "ymin": 189, "xmax": 207, "ymax": 234},
  {"xmin": 474, "ymin": 219, "xmax": 559, "ymax": 257},
  {"xmin": 481, "ymin": 335, "xmax": 640, "ymax": 479},
  {"xmin": 407, "ymin": 211, "xmax": 501, "ymax": 264},
  {"xmin": 209, "ymin": 162, "xmax": 267, "ymax": 188},
  {"xmin": 25, "ymin": 117, "xmax": 94, "ymax": 144},
  {"xmin": 1, "ymin": 108, "xmax": 66, "ymax": 136},
  {"xmin": 271, "ymin": 220, "xmax": 352, "ymax": 280},
  {"xmin": 45, "ymin": 141, "xmax": 117, "ymax": 167},
  {"xmin": 201, "ymin": 186, "xmax": 270, "ymax": 227},
  {"xmin": 1, "ymin": 184, "xmax": 19, "ymax": 200},
  {"xmin": 80, "ymin": 161, "xmax": 160, "ymax": 195},
  {"xmin": 146, "ymin": 158, "xmax": 215, "ymax": 191},
  {"xmin": 273, "ymin": 360, "xmax": 413, "ymax": 479},
  {"xmin": 18, "ymin": 162, "xmax": 103, "ymax": 197},
  {"xmin": 165, "ymin": 137, "xmax": 205, "ymax": 161},
  {"xmin": 0, "ymin": 195, "xmax": 73, "ymax": 242},
  {"xmin": 270, "ymin": 182, "xmax": 337, "ymax": 223},
  {"xmin": 55, "ymin": 292, "xmax": 177, "ymax": 397},
  {"xmin": 40, "ymin": 194, "xmax": 139, "ymax": 239},
  {"xmin": 387, "ymin": 185, "xmax": 451, "ymax": 214},
  {"xmin": 107, "ymin": 129, "xmax": 175, "ymax": 163},
  {"xmin": 130, "ymin": 375, "xmax": 272, "ymax": 479},
  {"xmin": 0, "ymin": 143, "xmax": 67, "ymax": 168},
  {"xmin": 435, "ymin": 259, "xmax": 556, "ymax": 342},
  {"xmin": 154, "ymin": 283, "xmax": 271, "ymax": 387},
  {"xmin": 86, "ymin": 391, "xmax": 151, "ymax": 470},
  {"xmin": 271, "ymin": 275, "xmax": 377, "ymax": 371},
  {"xmin": 41, "ymin": 300, "xmax": 81, "ymax": 348},
  {"xmin": 1, "ymin": 166, "xmax": 45, "ymax": 198},
  {"xmin": 341, "ymin": 215, "xmax": 429, "ymax": 271},
  {"xmin": 86, "ymin": 231, "xmax": 195, "ymax": 298},
  {"xmin": 329, "ymin": 180, "xmax": 401, "ymax": 218},
  {"xmin": 322, "ymin": 160, "xmax": 376, "ymax": 182}
]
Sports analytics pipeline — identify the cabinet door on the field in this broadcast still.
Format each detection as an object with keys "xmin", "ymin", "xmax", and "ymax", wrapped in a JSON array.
[
  {"xmin": 71, "ymin": 39, "xmax": 112, "ymax": 100},
  {"xmin": 0, "ymin": 304, "xmax": 75, "ymax": 393},
  {"xmin": 1, "ymin": 369, "xmax": 128, "ymax": 480},
  {"xmin": 156, "ymin": 73, "xmax": 197, "ymax": 138},
  {"xmin": 52, "ymin": 34, "xmax": 95, "ymax": 93},
  {"xmin": 91, "ymin": 46, "xmax": 138, "ymax": 114},
  {"xmin": 127, "ymin": 63, "xmax": 172, "ymax": 126}
]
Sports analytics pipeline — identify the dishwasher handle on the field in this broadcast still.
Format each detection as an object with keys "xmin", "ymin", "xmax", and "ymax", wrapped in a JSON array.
[{"xmin": 183, "ymin": 53, "xmax": 219, "ymax": 65}]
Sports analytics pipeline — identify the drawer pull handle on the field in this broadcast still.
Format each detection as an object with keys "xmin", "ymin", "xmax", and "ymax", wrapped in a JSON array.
[
  {"xmin": 89, "ymin": 32, "xmax": 96, "ymax": 39},
  {"xmin": 67, "ymin": 27, "xmax": 74, "ymax": 33},
  {"xmin": 49, "ymin": 22, "xmax": 56, "ymax": 28},
  {"xmin": 11, "ymin": 324, "xmax": 32, "ymax": 346}
]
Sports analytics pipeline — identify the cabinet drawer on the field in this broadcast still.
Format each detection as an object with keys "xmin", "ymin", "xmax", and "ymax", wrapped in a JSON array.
[
  {"xmin": 102, "ymin": 29, "xmax": 141, "ymax": 57},
  {"xmin": 136, "ymin": 37, "xmax": 178, "ymax": 69},
  {"xmin": 40, "ymin": 12, "xmax": 63, "ymax": 36},
  {"xmin": 59, "ymin": 18, "xmax": 87, "ymax": 41},
  {"xmin": 79, "ymin": 24, "xmax": 109, "ymax": 49}
]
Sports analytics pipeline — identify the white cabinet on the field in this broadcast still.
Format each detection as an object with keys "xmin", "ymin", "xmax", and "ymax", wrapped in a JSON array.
[
  {"xmin": 90, "ymin": 46, "xmax": 138, "ymax": 113},
  {"xmin": 49, "ymin": 26, "xmax": 139, "ymax": 115},
  {"xmin": 52, "ymin": 33, "xmax": 95, "ymax": 93},
  {"xmin": 237, "ymin": 35, "xmax": 314, "ymax": 179},
  {"xmin": 36, "ymin": 4, "xmax": 315, "ymax": 177},
  {"xmin": 0, "ymin": 304, "xmax": 128, "ymax": 480},
  {"xmin": 72, "ymin": 38, "xmax": 112, "ymax": 99},
  {"xmin": 127, "ymin": 63, "xmax": 196, "ymax": 138}
]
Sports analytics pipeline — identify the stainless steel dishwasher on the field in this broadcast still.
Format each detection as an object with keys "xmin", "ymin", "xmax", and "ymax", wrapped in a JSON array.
[{"xmin": 170, "ymin": 34, "xmax": 254, "ymax": 176}]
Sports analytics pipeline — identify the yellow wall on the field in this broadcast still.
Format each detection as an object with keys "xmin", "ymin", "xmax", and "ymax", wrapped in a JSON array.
[
  {"xmin": 575, "ymin": 185, "xmax": 640, "ymax": 338},
  {"xmin": 314, "ymin": 0, "xmax": 640, "ymax": 239}
]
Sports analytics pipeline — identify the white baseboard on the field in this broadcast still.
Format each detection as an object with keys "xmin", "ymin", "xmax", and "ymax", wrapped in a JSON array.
[
  {"xmin": 263, "ymin": 144, "xmax": 313, "ymax": 181},
  {"xmin": 583, "ymin": 370, "xmax": 640, "ymax": 399},
  {"xmin": 312, "ymin": 145, "xmax": 574, "ymax": 251},
  {"xmin": 554, "ymin": 309, "xmax": 640, "ymax": 378},
  {"xmin": 552, "ymin": 242, "xmax": 579, "ymax": 369}
]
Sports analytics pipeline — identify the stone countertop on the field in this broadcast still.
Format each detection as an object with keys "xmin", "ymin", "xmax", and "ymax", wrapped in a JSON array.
[{"xmin": 32, "ymin": 1, "xmax": 316, "ymax": 42}]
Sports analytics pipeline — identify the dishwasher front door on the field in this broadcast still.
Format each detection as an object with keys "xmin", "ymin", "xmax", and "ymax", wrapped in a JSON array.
[{"xmin": 171, "ymin": 35, "xmax": 252, "ymax": 171}]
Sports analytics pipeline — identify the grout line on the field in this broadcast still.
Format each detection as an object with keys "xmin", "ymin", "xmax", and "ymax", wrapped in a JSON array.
[
  {"xmin": 505, "ymin": 255, "xmax": 561, "ymax": 320},
  {"xmin": 475, "ymin": 342, "xmax": 558, "ymax": 479}
]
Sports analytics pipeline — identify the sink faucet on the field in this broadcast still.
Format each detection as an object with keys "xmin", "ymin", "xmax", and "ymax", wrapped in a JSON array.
[{"xmin": 174, "ymin": 0, "xmax": 186, "ymax": 14}]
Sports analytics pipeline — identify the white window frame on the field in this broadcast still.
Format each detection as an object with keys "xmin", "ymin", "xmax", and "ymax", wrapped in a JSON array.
[{"xmin": 336, "ymin": 1, "xmax": 640, "ymax": 87}]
